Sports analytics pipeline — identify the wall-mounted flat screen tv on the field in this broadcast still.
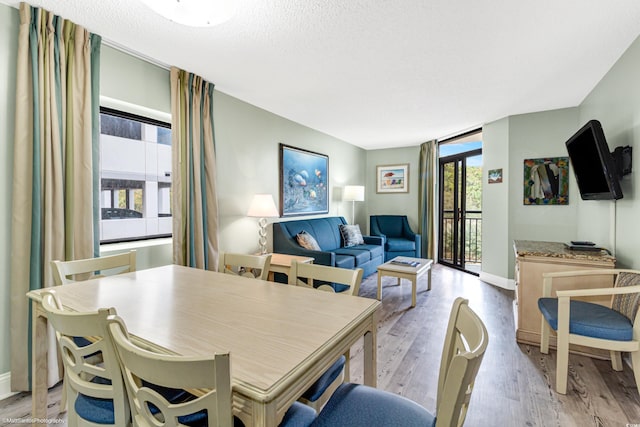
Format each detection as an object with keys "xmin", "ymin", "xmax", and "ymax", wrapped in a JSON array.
[{"xmin": 565, "ymin": 119, "xmax": 623, "ymax": 200}]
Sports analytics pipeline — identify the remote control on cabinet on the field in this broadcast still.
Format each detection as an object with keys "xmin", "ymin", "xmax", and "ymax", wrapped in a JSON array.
[{"xmin": 570, "ymin": 240, "xmax": 595, "ymax": 246}]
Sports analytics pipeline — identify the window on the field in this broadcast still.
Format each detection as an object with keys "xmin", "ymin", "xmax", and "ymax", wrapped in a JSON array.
[{"xmin": 99, "ymin": 107, "xmax": 172, "ymax": 243}]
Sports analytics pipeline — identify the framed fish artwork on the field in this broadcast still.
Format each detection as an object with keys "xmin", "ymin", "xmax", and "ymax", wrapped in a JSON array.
[
  {"xmin": 376, "ymin": 164, "xmax": 409, "ymax": 193},
  {"xmin": 279, "ymin": 144, "xmax": 329, "ymax": 216}
]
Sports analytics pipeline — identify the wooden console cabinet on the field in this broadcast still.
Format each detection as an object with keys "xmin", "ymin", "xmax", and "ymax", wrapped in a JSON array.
[{"xmin": 513, "ymin": 240, "xmax": 616, "ymax": 357}]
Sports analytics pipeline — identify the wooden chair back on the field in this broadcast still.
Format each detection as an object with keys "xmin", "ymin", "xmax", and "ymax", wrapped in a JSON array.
[
  {"xmin": 288, "ymin": 260, "xmax": 363, "ymax": 296},
  {"xmin": 218, "ymin": 252, "xmax": 272, "ymax": 280},
  {"xmin": 436, "ymin": 297, "xmax": 489, "ymax": 427},
  {"xmin": 41, "ymin": 290, "xmax": 129, "ymax": 426},
  {"xmin": 51, "ymin": 250, "xmax": 137, "ymax": 285},
  {"xmin": 107, "ymin": 315, "xmax": 234, "ymax": 427}
]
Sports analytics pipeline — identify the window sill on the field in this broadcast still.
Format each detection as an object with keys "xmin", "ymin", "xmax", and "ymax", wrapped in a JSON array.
[{"xmin": 100, "ymin": 237, "xmax": 172, "ymax": 255}]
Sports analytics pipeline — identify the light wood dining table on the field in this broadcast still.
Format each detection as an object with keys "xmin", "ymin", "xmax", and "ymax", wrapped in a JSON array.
[{"xmin": 27, "ymin": 264, "xmax": 380, "ymax": 426}]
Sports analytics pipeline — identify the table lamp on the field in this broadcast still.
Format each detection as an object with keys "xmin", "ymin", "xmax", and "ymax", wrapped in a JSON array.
[
  {"xmin": 247, "ymin": 194, "xmax": 279, "ymax": 254},
  {"xmin": 343, "ymin": 185, "xmax": 365, "ymax": 224}
]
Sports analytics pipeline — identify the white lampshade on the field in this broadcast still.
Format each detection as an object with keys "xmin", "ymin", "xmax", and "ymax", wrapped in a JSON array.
[
  {"xmin": 139, "ymin": 0, "xmax": 235, "ymax": 27},
  {"xmin": 247, "ymin": 194, "xmax": 279, "ymax": 218},
  {"xmin": 343, "ymin": 185, "xmax": 365, "ymax": 202}
]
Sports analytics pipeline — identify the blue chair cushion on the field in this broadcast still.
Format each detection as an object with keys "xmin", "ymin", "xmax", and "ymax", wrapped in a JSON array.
[
  {"xmin": 302, "ymin": 355, "xmax": 346, "ymax": 402},
  {"xmin": 310, "ymin": 383, "xmax": 435, "ymax": 427},
  {"xmin": 75, "ymin": 394, "xmax": 116, "ymax": 424},
  {"xmin": 231, "ymin": 402, "xmax": 315, "ymax": 427},
  {"xmin": 280, "ymin": 401, "xmax": 317, "ymax": 427},
  {"xmin": 386, "ymin": 238, "xmax": 416, "ymax": 252},
  {"xmin": 538, "ymin": 298, "xmax": 634, "ymax": 341}
]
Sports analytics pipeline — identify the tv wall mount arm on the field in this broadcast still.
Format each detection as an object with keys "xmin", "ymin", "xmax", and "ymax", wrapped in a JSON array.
[{"xmin": 612, "ymin": 146, "xmax": 632, "ymax": 178}]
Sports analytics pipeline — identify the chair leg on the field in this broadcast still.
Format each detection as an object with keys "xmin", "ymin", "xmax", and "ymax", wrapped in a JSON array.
[
  {"xmin": 60, "ymin": 384, "xmax": 68, "ymax": 413},
  {"xmin": 630, "ymin": 351, "xmax": 640, "ymax": 394},
  {"xmin": 610, "ymin": 350, "xmax": 623, "ymax": 371},
  {"xmin": 540, "ymin": 319, "xmax": 550, "ymax": 354},
  {"xmin": 556, "ymin": 338, "xmax": 569, "ymax": 394}
]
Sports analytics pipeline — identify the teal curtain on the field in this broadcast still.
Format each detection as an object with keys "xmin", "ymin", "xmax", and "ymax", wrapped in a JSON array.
[
  {"xmin": 418, "ymin": 140, "xmax": 438, "ymax": 259},
  {"xmin": 10, "ymin": 3, "xmax": 101, "ymax": 391},
  {"xmin": 170, "ymin": 67, "xmax": 220, "ymax": 270}
]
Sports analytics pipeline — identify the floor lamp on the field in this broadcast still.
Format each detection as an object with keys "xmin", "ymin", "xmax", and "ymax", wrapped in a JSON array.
[
  {"xmin": 247, "ymin": 194, "xmax": 279, "ymax": 254},
  {"xmin": 343, "ymin": 185, "xmax": 365, "ymax": 224}
]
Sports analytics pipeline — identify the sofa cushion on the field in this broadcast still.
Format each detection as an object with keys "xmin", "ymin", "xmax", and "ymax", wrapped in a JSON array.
[
  {"xmin": 358, "ymin": 244, "xmax": 384, "ymax": 260},
  {"xmin": 339, "ymin": 224, "xmax": 365, "ymax": 247},
  {"xmin": 279, "ymin": 218, "xmax": 344, "ymax": 250},
  {"xmin": 296, "ymin": 231, "xmax": 321, "ymax": 251},
  {"xmin": 386, "ymin": 237, "xmax": 416, "ymax": 252},
  {"xmin": 332, "ymin": 248, "xmax": 370, "ymax": 266},
  {"xmin": 334, "ymin": 254, "xmax": 355, "ymax": 270}
]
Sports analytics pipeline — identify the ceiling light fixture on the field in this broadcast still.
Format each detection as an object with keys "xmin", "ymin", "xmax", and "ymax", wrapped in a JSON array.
[{"xmin": 139, "ymin": 0, "xmax": 235, "ymax": 27}]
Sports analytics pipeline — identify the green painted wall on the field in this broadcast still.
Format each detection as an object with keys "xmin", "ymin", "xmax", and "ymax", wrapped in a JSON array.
[
  {"xmin": 365, "ymin": 146, "xmax": 421, "ymax": 235},
  {"xmin": 215, "ymin": 92, "xmax": 366, "ymax": 254},
  {"xmin": 482, "ymin": 109, "xmax": 580, "ymax": 283},
  {"xmin": 481, "ymin": 117, "xmax": 510, "ymax": 282},
  {"xmin": 578, "ymin": 35, "xmax": 640, "ymax": 268},
  {"xmin": 506, "ymin": 108, "xmax": 580, "ymax": 274}
]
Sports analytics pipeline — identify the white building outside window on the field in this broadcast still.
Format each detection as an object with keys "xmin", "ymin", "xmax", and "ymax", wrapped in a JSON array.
[{"xmin": 99, "ymin": 108, "xmax": 172, "ymax": 242}]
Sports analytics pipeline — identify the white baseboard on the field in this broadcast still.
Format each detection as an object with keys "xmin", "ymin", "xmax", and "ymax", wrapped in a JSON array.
[
  {"xmin": 479, "ymin": 271, "xmax": 515, "ymax": 291},
  {"xmin": 0, "ymin": 371, "xmax": 16, "ymax": 401}
]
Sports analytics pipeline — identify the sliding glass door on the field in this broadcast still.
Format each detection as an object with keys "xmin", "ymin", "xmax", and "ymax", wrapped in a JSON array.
[{"xmin": 438, "ymin": 135, "xmax": 482, "ymax": 274}]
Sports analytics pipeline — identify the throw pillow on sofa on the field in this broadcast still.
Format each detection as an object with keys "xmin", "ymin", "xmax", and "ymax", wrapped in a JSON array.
[
  {"xmin": 339, "ymin": 224, "xmax": 365, "ymax": 247},
  {"xmin": 296, "ymin": 230, "xmax": 321, "ymax": 251}
]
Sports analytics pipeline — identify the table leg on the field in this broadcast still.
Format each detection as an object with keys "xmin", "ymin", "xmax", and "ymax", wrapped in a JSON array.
[
  {"xmin": 363, "ymin": 328, "xmax": 377, "ymax": 387},
  {"xmin": 411, "ymin": 276, "xmax": 417, "ymax": 308},
  {"xmin": 376, "ymin": 273, "xmax": 383, "ymax": 301},
  {"xmin": 343, "ymin": 349, "xmax": 351, "ymax": 382},
  {"xmin": 31, "ymin": 303, "xmax": 48, "ymax": 423}
]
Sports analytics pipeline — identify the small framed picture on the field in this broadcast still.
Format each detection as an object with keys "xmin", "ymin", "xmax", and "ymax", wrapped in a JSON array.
[
  {"xmin": 488, "ymin": 168, "xmax": 503, "ymax": 184},
  {"xmin": 523, "ymin": 157, "xmax": 569, "ymax": 205},
  {"xmin": 376, "ymin": 164, "xmax": 409, "ymax": 193}
]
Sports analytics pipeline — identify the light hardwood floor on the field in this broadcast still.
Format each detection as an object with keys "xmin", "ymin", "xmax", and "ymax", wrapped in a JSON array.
[{"xmin": 2, "ymin": 264, "xmax": 640, "ymax": 426}]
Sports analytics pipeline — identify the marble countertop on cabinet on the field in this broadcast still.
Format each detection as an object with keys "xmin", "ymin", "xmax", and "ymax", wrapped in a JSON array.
[{"xmin": 513, "ymin": 240, "xmax": 616, "ymax": 263}]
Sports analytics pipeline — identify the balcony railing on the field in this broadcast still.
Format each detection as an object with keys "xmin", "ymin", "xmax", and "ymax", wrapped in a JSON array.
[{"xmin": 441, "ymin": 210, "xmax": 482, "ymax": 265}]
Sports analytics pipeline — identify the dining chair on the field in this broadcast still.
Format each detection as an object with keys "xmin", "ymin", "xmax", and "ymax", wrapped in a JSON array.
[
  {"xmin": 287, "ymin": 261, "xmax": 363, "ymax": 412},
  {"xmin": 288, "ymin": 260, "xmax": 364, "ymax": 296},
  {"xmin": 538, "ymin": 269, "xmax": 640, "ymax": 394},
  {"xmin": 51, "ymin": 250, "xmax": 136, "ymax": 411},
  {"xmin": 107, "ymin": 314, "xmax": 316, "ymax": 427},
  {"xmin": 310, "ymin": 297, "xmax": 489, "ymax": 427},
  {"xmin": 51, "ymin": 250, "xmax": 137, "ymax": 285},
  {"xmin": 41, "ymin": 290, "xmax": 130, "ymax": 427},
  {"xmin": 218, "ymin": 251, "xmax": 272, "ymax": 280}
]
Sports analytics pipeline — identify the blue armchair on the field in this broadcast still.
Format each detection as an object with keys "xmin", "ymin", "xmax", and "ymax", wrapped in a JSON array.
[{"xmin": 370, "ymin": 215, "xmax": 421, "ymax": 261}]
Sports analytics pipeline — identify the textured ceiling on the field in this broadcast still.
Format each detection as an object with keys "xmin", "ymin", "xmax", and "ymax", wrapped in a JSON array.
[{"xmin": 2, "ymin": 0, "xmax": 640, "ymax": 149}]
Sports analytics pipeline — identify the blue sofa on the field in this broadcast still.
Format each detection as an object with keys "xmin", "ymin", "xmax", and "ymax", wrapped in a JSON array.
[
  {"xmin": 370, "ymin": 215, "xmax": 421, "ymax": 261},
  {"xmin": 272, "ymin": 216, "xmax": 384, "ymax": 278}
]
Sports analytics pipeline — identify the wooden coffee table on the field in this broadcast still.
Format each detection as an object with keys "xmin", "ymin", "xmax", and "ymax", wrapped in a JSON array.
[{"xmin": 377, "ymin": 256, "xmax": 433, "ymax": 307}]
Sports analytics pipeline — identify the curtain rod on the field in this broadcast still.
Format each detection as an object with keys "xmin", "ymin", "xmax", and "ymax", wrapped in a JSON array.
[{"xmin": 102, "ymin": 38, "xmax": 171, "ymax": 71}]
